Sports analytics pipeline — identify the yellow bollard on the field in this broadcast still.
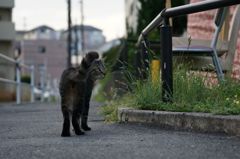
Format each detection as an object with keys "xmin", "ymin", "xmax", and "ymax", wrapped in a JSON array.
[{"xmin": 151, "ymin": 59, "xmax": 160, "ymax": 84}]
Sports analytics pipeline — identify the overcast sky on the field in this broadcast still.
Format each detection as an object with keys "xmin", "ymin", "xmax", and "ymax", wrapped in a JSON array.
[{"xmin": 13, "ymin": 0, "xmax": 126, "ymax": 41}]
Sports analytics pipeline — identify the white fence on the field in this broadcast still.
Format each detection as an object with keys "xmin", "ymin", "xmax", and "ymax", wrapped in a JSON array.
[{"xmin": 0, "ymin": 53, "xmax": 35, "ymax": 104}]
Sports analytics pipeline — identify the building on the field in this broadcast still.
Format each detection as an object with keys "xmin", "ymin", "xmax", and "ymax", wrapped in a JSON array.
[
  {"xmin": 61, "ymin": 25, "xmax": 106, "ymax": 54},
  {"xmin": 15, "ymin": 25, "xmax": 67, "ymax": 89},
  {"xmin": 0, "ymin": 0, "xmax": 15, "ymax": 101},
  {"xmin": 16, "ymin": 25, "xmax": 59, "ymax": 41},
  {"xmin": 15, "ymin": 24, "xmax": 106, "ymax": 88},
  {"xmin": 19, "ymin": 39, "xmax": 67, "ymax": 88},
  {"xmin": 21, "ymin": 39, "xmax": 67, "ymax": 87}
]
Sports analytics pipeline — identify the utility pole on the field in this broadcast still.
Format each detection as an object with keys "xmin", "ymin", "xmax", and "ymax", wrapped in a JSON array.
[
  {"xmin": 74, "ymin": 22, "xmax": 79, "ymax": 65},
  {"xmin": 23, "ymin": 17, "xmax": 27, "ymax": 30},
  {"xmin": 80, "ymin": 0, "xmax": 85, "ymax": 55},
  {"xmin": 67, "ymin": 0, "xmax": 72, "ymax": 68}
]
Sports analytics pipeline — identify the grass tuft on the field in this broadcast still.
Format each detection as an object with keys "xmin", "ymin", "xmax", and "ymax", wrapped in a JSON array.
[{"xmin": 101, "ymin": 64, "xmax": 240, "ymax": 121}]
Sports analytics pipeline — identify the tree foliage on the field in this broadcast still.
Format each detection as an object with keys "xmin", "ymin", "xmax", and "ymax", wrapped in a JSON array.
[{"xmin": 127, "ymin": 0, "xmax": 187, "ymax": 40}]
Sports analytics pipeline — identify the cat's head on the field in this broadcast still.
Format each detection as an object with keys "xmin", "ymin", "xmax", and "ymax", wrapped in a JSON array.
[
  {"xmin": 81, "ymin": 51, "xmax": 99, "ymax": 69},
  {"xmin": 81, "ymin": 51, "xmax": 106, "ymax": 80},
  {"xmin": 88, "ymin": 59, "xmax": 106, "ymax": 80}
]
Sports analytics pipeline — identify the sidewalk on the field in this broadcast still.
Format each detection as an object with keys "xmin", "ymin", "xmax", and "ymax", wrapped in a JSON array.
[
  {"xmin": 0, "ymin": 102, "xmax": 240, "ymax": 159},
  {"xmin": 118, "ymin": 108, "xmax": 240, "ymax": 136}
]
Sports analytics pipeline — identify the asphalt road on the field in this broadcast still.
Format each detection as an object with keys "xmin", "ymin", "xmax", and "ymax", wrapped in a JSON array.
[{"xmin": 0, "ymin": 102, "xmax": 239, "ymax": 159}]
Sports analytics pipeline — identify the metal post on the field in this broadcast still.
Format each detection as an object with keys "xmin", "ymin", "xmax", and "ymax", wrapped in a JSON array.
[
  {"xmin": 135, "ymin": 46, "xmax": 141, "ymax": 78},
  {"xmin": 16, "ymin": 61, "xmax": 21, "ymax": 104},
  {"xmin": 138, "ymin": 41, "xmax": 149, "ymax": 79},
  {"xmin": 140, "ymin": 41, "xmax": 147, "ymax": 79},
  {"xmin": 30, "ymin": 65, "xmax": 35, "ymax": 103},
  {"xmin": 74, "ymin": 24, "xmax": 79, "ymax": 66},
  {"xmin": 160, "ymin": 20, "xmax": 173, "ymax": 102},
  {"xmin": 67, "ymin": 0, "xmax": 72, "ymax": 68},
  {"xmin": 40, "ymin": 65, "xmax": 46, "ymax": 102},
  {"xmin": 80, "ymin": 0, "xmax": 85, "ymax": 55}
]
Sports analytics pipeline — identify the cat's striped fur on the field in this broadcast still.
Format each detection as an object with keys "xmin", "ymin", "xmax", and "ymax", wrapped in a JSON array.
[{"xmin": 59, "ymin": 52, "xmax": 105, "ymax": 137}]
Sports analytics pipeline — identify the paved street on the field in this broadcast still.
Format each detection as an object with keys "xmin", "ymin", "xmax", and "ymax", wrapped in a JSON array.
[{"xmin": 0, "ymin": 102, "xmax": 240, "ymax": 159}]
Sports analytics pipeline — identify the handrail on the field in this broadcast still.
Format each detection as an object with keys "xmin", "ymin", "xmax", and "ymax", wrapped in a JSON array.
[
  {"xmin": 0, "ymin": 53, "xmax": 31, "ymax": 70},
  {"xmin": 0, "ymin": 53, "xmax": 16, "ymax": 63},
  {"xmin": 137, "ymin": 0, "xmax": 240, "ymax": 45},
  {"xmin": 162, "ymin": 0, "xmax": 239, "ymax": 18},
  {"xmin": 0, "ymin": 53, "xmax": 35, "ymax": 104},
  {"xmin": 0, "ymin": 77, "xmax": 18, "ymax": 85}
]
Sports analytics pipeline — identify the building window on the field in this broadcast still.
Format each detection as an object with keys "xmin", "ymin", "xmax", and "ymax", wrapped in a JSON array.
[
  {"xmin": 38, "ymin": 46, "xmax": 46, "ymax": 53},
  {"xmin": 40, "ymin": 28, "xmax": 46, "ymax": 33}
]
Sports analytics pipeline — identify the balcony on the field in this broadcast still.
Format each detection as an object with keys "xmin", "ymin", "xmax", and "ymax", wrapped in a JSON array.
[
  {"xmin": 0, "ymin": 0, "xmax": 14, "ymax": 8},
  {"xmin": 0, "ymin": 22, "xmax": 15, "ymax": 41}
]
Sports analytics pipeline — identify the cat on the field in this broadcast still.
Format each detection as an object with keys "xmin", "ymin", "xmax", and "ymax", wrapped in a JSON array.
[{"xmin": 59, "ymin": 52, "xmax": 105, "ymax": 137}]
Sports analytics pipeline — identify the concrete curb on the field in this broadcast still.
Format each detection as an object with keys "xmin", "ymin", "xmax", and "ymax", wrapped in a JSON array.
[{"xmin": 118, "ymin": 108, "xmax": 240, "ymax": 136}]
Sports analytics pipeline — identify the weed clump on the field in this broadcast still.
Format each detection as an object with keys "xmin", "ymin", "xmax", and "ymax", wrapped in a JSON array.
[{"xmin": 101, "ymin": 64, "xmax": 240, "ymax": 121}]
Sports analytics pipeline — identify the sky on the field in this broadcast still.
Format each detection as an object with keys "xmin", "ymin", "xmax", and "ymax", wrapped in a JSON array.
[{"xmin": 13, "ymin": 0, "xmax": 126, "ymax": 41}]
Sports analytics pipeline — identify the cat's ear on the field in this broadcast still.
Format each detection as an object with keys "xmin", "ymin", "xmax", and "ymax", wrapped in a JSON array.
[
  {"xmin": 85, "ymin": 51, "xmax": 99, "ymax": 63},
  {"xmin": 81, "ymin": 51, "xmax": 99, "ymax": 69}
]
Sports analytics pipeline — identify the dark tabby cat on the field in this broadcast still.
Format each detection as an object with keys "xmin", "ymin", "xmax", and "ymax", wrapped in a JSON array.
[{"xmin": 59, "ymin": 52, "xmax": 105, "ymax": 137}]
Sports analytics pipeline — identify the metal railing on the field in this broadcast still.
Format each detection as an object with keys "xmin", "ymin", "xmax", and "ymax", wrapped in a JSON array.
[
  {"xmin": 137, "ymin": 0, "xmax": 240, "ymax": 102},
  {"xmin": 0, "ymin": 53, "xmax": 35, "ymax": 104}
]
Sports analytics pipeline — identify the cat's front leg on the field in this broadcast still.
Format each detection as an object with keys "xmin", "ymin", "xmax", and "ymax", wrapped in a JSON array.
[
  {"xmin": 72, "ymin": 96, "xmax": 85, "ymax": 136},
  {"xmin": 61, "ymin": 107, "xmax": 71, "ymax": 137},
  {"xmin": 81, "ymin": 94, "xmax": 91, "ymax": 131},
  {"xmin": 72, "ymin": 112, "xmax": 85, "ymax": 135}
]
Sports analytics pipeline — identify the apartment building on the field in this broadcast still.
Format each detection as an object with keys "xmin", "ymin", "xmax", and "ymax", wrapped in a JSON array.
[
  {"xmin": 61, "ymin": 25, "xmax": 106, "ymax": 54},
  {"xmin": 15, "ymin": 24, "xmax": 106, "ymax": 88},
  {"xmin": 0, "ymin": 0, "xmax": 15, "ymax": 101},
  {"xmin": 20, "ymin": 25, "xmax": 60, "ymax": 40},
  {"xmin": 19, "ymin": 39, "xmax": 67, "ymax": 87},
  {"xmin": 16, "ymin": 25, "xmax": 67, "ymax": 88}
]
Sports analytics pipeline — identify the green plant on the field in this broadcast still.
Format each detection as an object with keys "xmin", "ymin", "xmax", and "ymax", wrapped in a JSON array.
[
  {"xmin": 133, "ymin": 79, "xmax": 162, "ymax": 110},
  {"xmin": 101, "ymin": 102, "xmax": 119, "ymax": 122},
  {"xmin": 94, "ymin": 73, "xmax": 113, "ymax": 102},
  {"xmin": 101, "ymin": 64, "xmax": 240, "ymax": 122},
  {"xmin": 21, "ymin": 75, "xmax": 31, "ymax": 84},
  {"xmin": 101, "ymin": 95, "xmax": 134, "ymax": 122}
]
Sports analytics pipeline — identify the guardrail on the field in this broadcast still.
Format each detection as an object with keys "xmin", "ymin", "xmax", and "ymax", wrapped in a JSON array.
[
  {"xmin": 137, "ymin": 0, "xmax": 240, "ymax": 102},
  {"xmin": 0, "ymin": 53, "xmax": 35, "ymax": 104}
]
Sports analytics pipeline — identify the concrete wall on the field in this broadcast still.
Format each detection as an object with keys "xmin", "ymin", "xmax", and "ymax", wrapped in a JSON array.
[
  {"xmin": 0, "ymin": 0, "xmax": 14, "ymax": 9},
  {"xmin": 0, "ymin": 8, "xmax": 12, "ymax": 21},
  {"xmin": 0, "ymin": 22, "xmax": 15, "ymax": 41},
  {"xmin": 0, "ymin": 0, "xmax": 15, "ymax": 101},
  {"xmin": 0, "ymin": 41, "xmax": 15, "ymax": 101}
]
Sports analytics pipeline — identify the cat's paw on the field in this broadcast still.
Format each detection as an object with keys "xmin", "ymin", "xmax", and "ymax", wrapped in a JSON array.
[
  {"xmin": 75, "ymin": 130, "xmax": 85, "ymax": 135},
  {"xmin": 61, "ymin": 131, "xmax": 71, "ymax": 137},
  {"xmin": 82, "ymin": 125, "xmax": 91, "ymax": 131}
]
